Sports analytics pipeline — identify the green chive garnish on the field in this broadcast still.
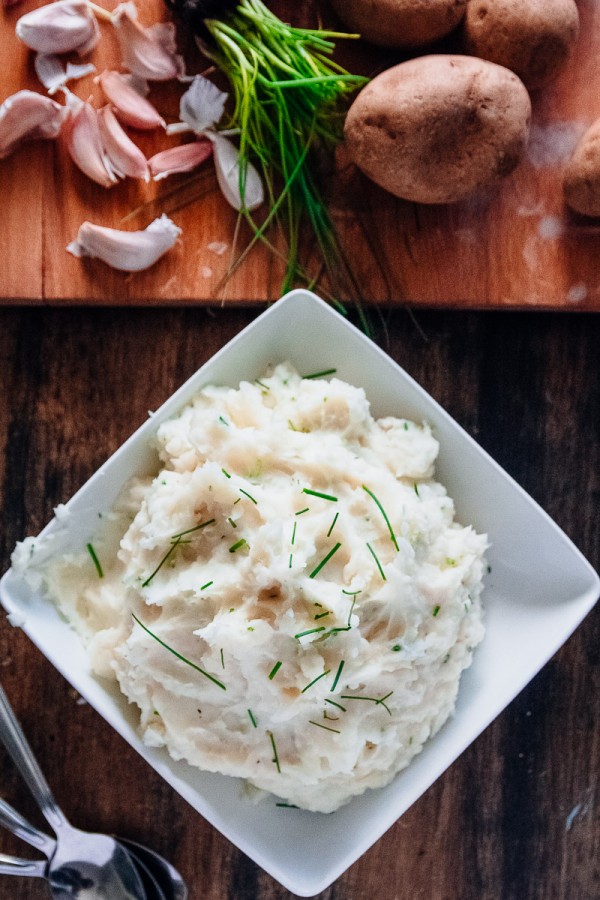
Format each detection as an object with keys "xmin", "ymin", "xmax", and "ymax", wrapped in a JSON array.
[
  {"xmin": 248, "ymin": 709, "xmax": 257, "ymax": 728},
  {"xmin": 295, "ymin": 507, "xmax": 309, "ymax": 516},
  {"xmin": 171, "ymin": 518, "xmax": 216, "ymax": 540},
  {"xmin": 269, "ymin": 660, "xmax": 283, "ymax": 680},
  {"xmin": 330, "ymin": 660, "xmax": 345, "ymax": 692},
  {"xmin": 86, "ymin": 543, "xmax": 103, "ymax": 579},
  {"xmin": 414, "ymin": 483, "xmax": 420, "ymax": 497},
  {"xmin": 303, "ymin": 368, "xmax": 337, "ymax": 380},
  {"xmin": 392, "ymin": 644, "xmax": 402, "ymax": 652},
  {"xmin": 362, "ymin": 485, "xmax": 399, "ymax": 552},
  {"xmin": 200, "ymin": 580, "xmax": 213, "ymax": 590},
  {"xmin": 294, "ymin": 626, "xmax": 326, "ymax": 639},
  {"xmin": 342, "ymin": 589, "xmax": 361, "ymax": 595},
  {"xmin": 314, "ymin": 611, "xmax": 330, "ymax": 620},
  {"xmin": 433, "ymin": 605, "xmax": 441, "ymax": 617},
  {"xmin": 309, "ymin": 719, "xmax": 340, "ymax": 734},
  {"xmin": 325, "ymin": 698, "xmax": 346, "ymax": 712},
  {"xmin": 326, "ymin": 512, "xmax": 339, "ymax": 538},
  {"xmin": 142, "ymin": 539, "xmax": 181, "ymax": 587},
  {"xmin": 222, "ymin": 468, "xmax": 231, "ymax": 478},
  {"xmin": 255, "ymin": 379, "xmax": 270, "ymax": 390},
  {"xmin": 302, "ymin": 488, "xmax": 338, "ymax": 502},
  {"xmin": 366, "ymin": 542, "xmax": 386, "ymax": 582},
  {"xmin": 268, "ymin": 731, "xmax": 281, "ymax": 773},
  {"xmin": 309, "ymin": 542, "xmax": 342, "ymax": 578},
  {"xmin": 288, "ymin": 553, "xmax": 293, "ymax": 568},
  {"xmin": 132, "ymin": 614, "xmax": 226, "ymax": 691},
  {"xmin": 291, "ymin": 521, "xmax": 297, "ymax": 545},
  {"xmin": 403, "ymin": 422, "xmax": 409, "ymax": 431},
  {"xmin": 340, "ymin": 692, "xmax": 393, "ymax": 715},
  {"xmin": 301, "ymin": 669, "xmax": 330, "ymax": 694},
  {"xmin": 229, "ymin": 539, "xmax": 248, "ymax": 553},
  {"xmin": 219, "ymin": 416, "xmax": 229, "ymax": 426},
  {"xmin": 220, "ymin": 648, "xmax": 225, "ymax": 669},
  {"xmin": 346, "ymin": 594, "xmax": 358, "ymax": 627},
  {"xmin": 276, "ymin": 802, "xmax": 299, "ymax": 808},
  {"xmin": 228, "ymin": 517, "xmax": 237, "ymax": 528},
  {"xmin": 239, "ymin": 488, "xmax": 257, "ymax": 504}
]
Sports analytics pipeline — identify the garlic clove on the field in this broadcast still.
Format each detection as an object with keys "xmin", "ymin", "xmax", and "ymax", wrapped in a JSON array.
[
  {"xmin": 208, "ymin": 133, "xmax": 264, "ymax": 211},
  {"xmin": 98, "ymin": 105, "xmax": 149, "ymax": 181},
  {"xmin": 35, "ymin": 53, "xmax": 96, "ymax": 95},
  {"xmin": 111, "ymin": 2, "xmax": 185, "ymax": 82},
  {"xmin": 148, "ymin": 139, "xmax": 212, "ymax": 181},
  {"xmin": 62, "ymin": 91, "xmax": 120, "ymax": 188},
  {"xmin": 67, "ymin": 214, "xmax": 182, "ymax": 271},
  {"xmin": 179, "ymin": 75, "xmax": 228, "ymax": 134},
  {"xmin": 96, "ymin": 70, "xmax": 165, "ymax": 130},
  {"xmin": 16, "ymin": 0, "xmax": 100, "ymax": 56},
  {"xmin": 0, "ymin": 89, "xmax": 68, "ymax": 159}
]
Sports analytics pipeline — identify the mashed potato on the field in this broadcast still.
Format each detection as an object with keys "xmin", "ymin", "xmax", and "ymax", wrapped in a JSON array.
[{"xmin": 30, "ymin": 363, "xmax": 487, "ymax": 813}]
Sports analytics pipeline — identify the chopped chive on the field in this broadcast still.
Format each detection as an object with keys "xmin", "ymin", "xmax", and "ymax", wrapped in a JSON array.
[
  {"xmin": 295, "ymin": 507, "xmax": 310, "ymax": 516},
  {"xmin": 403, "ymin": 422, "xmax": 409, "ymax": 431},
  {"xmin": 302, "ymin": 488, "xmax": 338, "ymax": 502},
  {"xmin": 314, "ymin": 611, "xmax": 330, "ymax": 620},
  {"xmin": 255, "ymin": 379, "xmax": 270, "ymax": 390},
  {"xmin": 222, "ymin": 468, "xmax": 231, "ymax": 479},
  {"xmin": 443, "ymin": 653, "xmax": 450, "ymax": 663},
  {"xmin": 294, "ymin": 626, "xmax": 326, "ymax": 639},
  {"xmin": 301, "ymin": 669, "xmax": 330, "ymax": 694},
  {"xmin": 200, "ymin": 580, "xmax": 214, "ymax": 590},
  {"xmin": 142, "ymin": 539, "xmax": 181, "ymax": 587},
  {"xmin": 324, "ymin": 711, "xmax": 339, "ymax": 721},
  {"xmin": 220, "ymin": 648, "xmax": 225, "ymax": 669},
  {"xmin": 445, "ymin": 557, "xmax": 456, "ymax": 566},
  {"xmin": 288, "ymin": 553, "xmax": 293, "ymax": 568},
  {"xmin": 171, "ymin": 518, "xmax": 216, "ymax": 540},
  {"xmin": 342, "ymin": 589, "xmax": 362, "ymax": 596},
  {"xmin": 362, "ymin": 485, "xmax": 399, "ymax": 552},
  {"xmin": 269, "ymin": 660, "xmax": 283, "ymax": 680},
  {"xmin": 228, "ymin": 517, "xmax": 237, "ymax": 528},
  {"xmin": 346, "ymin": 594, "xmax": 358, "ymax": 627},
  {"xmin": 326, "ymin": 512, "xmax": 339, "ymax": 538},
  {"xmin": 303, "ymin": 369, "xmax": 337, "ymax": 379},
  {"xmin": 132, "ymin": 614, "xmax": 226, "ymax": 690},
  {"xmin": 86, "ymin": 543, "xmax": 103, "ymax": 578},
  {"xmin": 309, "ymin": 542, "xmax": 342, "ymax": 578},
  {"xmin": 248, "ymin": 709, "xmax": 257, "ymax": 728},
  {"xmin": 276, "ymin": 802, "xmax": 299, "ymax": 808},
  {"xmin": 239, "ymin": 488, "xmax": 257, "ymax": 504},
  {"xmin": 366, "ymin": 542, "xmax": 386, "ymax": 581},
  {"xmin": 219, "ymin": 416, "xmax": 229, "ymax": 426},
  {"xmin": 314, "ymin": 602, "xmax": 323, "ymax": 608},
  {"xmin": 229, "ymin": 539, "xmax": 248, "ymax": 553},
  {"xmin": 433, "ymin": 605, "xmax": 441, "ymax": 617},
  {"xmin": 392, "ymin": 644, "xmax": 402, "ymax": 652},
  {"xmin": 322, "ymin": 626, "xmax": 352, "ymax": 637},
  {"xmin": 340, "ymin": 693, "xmax": 394, "ymax": 715},
  {"xmin": 414, "ymin": 483, "xmax": 420, "ymax": 498},
  {"xmin": 291, "ymin": 521, "xmax": 297, "ymax": 545},
  {"xmin": 309, "ymin": 719, "xmax": 341, "ymax": 734},
  {"xmin": 268, "ymin": 731, "xmax": 281, "ymax": 773},
  {"xmin": 325, "ymin": 698, "xmax": 347, "ymax": 712},
  {"xmin": 330, "ymin": 660, "xmax": 345, "ymax": 692}
]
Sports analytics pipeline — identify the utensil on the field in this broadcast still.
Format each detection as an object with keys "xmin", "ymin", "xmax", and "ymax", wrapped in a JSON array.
[
  {"xmin": 0, "ymin": 683, "xmax": 146, "ymax": 899},
  {"xmin": 0, "ymin": 797, "xmax": 182, "ymax": 900}
]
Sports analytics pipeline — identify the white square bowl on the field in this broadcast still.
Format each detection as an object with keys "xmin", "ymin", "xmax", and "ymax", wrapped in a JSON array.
[{"xmin": 1, "ymin": 289, "xmax": 598, "ymax": 897}]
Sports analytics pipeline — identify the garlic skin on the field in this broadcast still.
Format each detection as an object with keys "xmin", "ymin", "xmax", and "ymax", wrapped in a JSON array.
[
  {"xmin": 97, "ymin": 106, "xmax": 149, "ymax": 181},
  {"xmin": 0, "ymin": 90, "xmax": 68, "ymax": 159},
  {"xmin": 35, "ymin": 53, "xmax": 96, "ymax": 95},
  {"xmin": 179, "ymin": 75, "xmax": 228, "ymax": 134},
  {"xmin": 16, "ymin": 0, "xmax": 100, "ymax": 56},
  {"xmin": 209, "ymin": 133, "xmax": 264, "ymax": 212},
  {"xmin": 96, "ymin": 70, "xmax": 165, "ymax": 130},
  {"xmin": 63, "ymin": 92, "xmax": 119, "ymax": 188},
  {"xmin": 148, "ymin": 139, "xmax": 212, "ymax": 181},
  {"xmin": 67, "ymin": 215, "xmax": 182, "ymax": 271},
  {"xmin": 111, "ymin": 2, "xmax": 185, "ymax": 81}
]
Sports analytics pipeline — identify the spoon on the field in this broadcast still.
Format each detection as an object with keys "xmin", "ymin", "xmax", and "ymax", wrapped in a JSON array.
[
  {"xmin": 119, "ymin": 839, "xmax": 187, "ymax": 900},
  {"xmin": 0, "ymin": 683, "xmax": 146, "ymax": 900},
  {"xmin": 0, "ymin": 798, "xmax": 170, "ymax": 900}
]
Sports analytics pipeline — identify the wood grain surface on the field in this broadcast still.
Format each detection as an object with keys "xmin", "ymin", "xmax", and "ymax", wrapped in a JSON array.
[
  {"xmin": 0, "ymin": 305, "xmax": 598, "ymax": 899},
  {"xmin": 2, "ymin": 0, "xmax": 600, "ymax": 308}
]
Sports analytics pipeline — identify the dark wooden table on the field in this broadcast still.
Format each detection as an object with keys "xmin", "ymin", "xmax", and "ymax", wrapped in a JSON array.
[{"xmin": 0, "ymin": 304, "xmax": 598, "ymax": 900}]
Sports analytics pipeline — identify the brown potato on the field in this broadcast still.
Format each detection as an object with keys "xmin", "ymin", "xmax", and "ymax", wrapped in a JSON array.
[
  {"xmin": 344, "ymin": 55, "xmax": 531, "ymax": 205},
  {"xmin": 564, "ymin": 119, "xmax": 600, "ymax": 217},
  {"xmin": 463, "ymin": 0, "xmax": 579, "ymax": 90},
  {"xmin": 329, "ymin": 0, "xmax": 467, "ymax": 48}
]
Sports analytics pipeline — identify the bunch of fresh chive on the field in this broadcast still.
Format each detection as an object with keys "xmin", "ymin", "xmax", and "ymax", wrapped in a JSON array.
[{"xmin": 167, "ymin": 0, "xmax": 368, "ymax": 313}]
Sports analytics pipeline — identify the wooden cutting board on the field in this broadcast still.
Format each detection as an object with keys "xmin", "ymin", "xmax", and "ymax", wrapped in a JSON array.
[{"xmin": 2, "ymin": 0, "xmax": 600, "ymax": 308}]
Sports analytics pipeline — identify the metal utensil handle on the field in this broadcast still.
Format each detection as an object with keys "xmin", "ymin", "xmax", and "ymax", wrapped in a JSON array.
[
  {"xmin": 0, "ymin": 852, "xmax": 47, "ymax": 878},
  {"xmin": 0, "ymin": 796, "xmax": 57, "ymax": 857},
  {"xmin": 0, "ymin": 684, "xmax": 67, "ymax": 833}
]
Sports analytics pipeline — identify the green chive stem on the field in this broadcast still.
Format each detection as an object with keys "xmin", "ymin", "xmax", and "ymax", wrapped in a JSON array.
[
  {"xmin": 86, "ymin": 543, "xmax": 103, "ymax": 579},
  {"xmin": 294, "ymin": 626, "xmax": 326, "ymax": 639},
  {"xmin": 366, "ymin": 542, "xmax": 386, "ymax": 582},
  {"xmin": 362, "ymin": 485, "xmax": 399, "ymax": 552},
  {"xmin": 269, "ymin": 660, "xmax": 283, "ymax": 680},
  {"xmin": 330, "ymin": 659, "xmax": 345, "ymax": 692},
  {"xmin": 302, "ymin": 488, "xmax": 338, "ymax": 502},
  {"xmin": 309, "ymin": 542, "xmax": 342, "ymax": 578},
  {"xmin": 301, "ymin": 669, "xmax": 330, "ymax": 694},
  {"xmin": 239, "ymin": 488, "xmax": 258, "ymax": 504},
  {"xmin": 309, "ymin": 719, "xmax": 341, "ymax": 734},
  {"xmin": 326, "ymin": 511, "xmax": 339, "ymax": 537},
  {"xmin": 303, "ymin": 368, "xmax": 337, "ymax": 379},
  {"xmin": 268, "ymin": 731, "xmax": 281, "ymax": 772},
  {"xmin": 132, "ymin": 614, "xmax": 226, "ymax": 690},
  {"xmin": 248, "ymin": 708, "xmax": 258, "ymax": 727}
]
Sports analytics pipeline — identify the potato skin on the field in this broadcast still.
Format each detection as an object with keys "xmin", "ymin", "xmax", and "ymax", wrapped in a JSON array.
[
  {"xmin": 329, "ymin": 0, "xmax": 467, "ymax": 48},
  {"xmin": 463, "ymin": 0, "xmax": 579, "ymax": 90},
  {"xmin": 344, "ymin": 55, "xmax": 531, "ymax": 205},
  {"xmin": 564, "ymin": 119, "xmax": 600, "ymax": 217}
]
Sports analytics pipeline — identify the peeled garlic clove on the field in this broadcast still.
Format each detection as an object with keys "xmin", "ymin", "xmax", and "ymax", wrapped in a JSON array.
[
  {"xmin": 97, "ymin": 70, "xmax": 165, "ymax": 130},
  {"xmin": 209, "ymin": 133, "xmax": 264, "ymax": 212},
  {"xmin": 16, "ymin": 0, "xmax": 100, "ymax": 56},
  {"xmin": 0, "ymin": 90, "xmax": 68, "ymax": 159},
  {"xmin": 67, "ymin": 215, "xmax": 182, "ymax": 271},
  {"xmin": 63, "ymin": 91, "xmax": 119, "ymax": 188},
  {"xmin": 148, "ymin": 140, "xmax": 212, "ymax": 181},
  {"xmin": 35, "ymin": 53, "xmax": 95, "ymax": 95},
  {"xmin": 111, "ymin": 2, "xmax": 185, "ymax": 82},
  {"xmin": 98, "ymin": 105, "xmax": 149, "ymax": 181}
]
